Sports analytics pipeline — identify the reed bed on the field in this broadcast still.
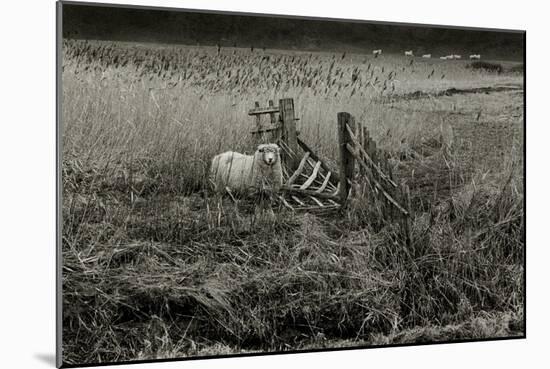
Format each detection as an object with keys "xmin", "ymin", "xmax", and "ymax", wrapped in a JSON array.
[{"xmin": 61, "ymin": 39, "xmax": 524, "ymax": 365}]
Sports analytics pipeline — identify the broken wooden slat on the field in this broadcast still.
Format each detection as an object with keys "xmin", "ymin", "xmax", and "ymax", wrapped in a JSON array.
[
  {"xmin": 292, "ymin": 204, "xmax": 340, "ymax": 212},
  {"xmin": 345, "ymin": 143, "xmax": 408, "ymax": 216},
  {"xmin": 281, "ymin": 187, "xmax": 339, "ymax": 200},
  {"xmin": 300, "ymin": 161, "xmax": 322, "ymax": 190},
  {"xmin": 332, "ymin": 182, "xmax": 340, "ymax": 197},
  {"xmin": 297, "ymin": 137, "xmax": 340, "ymax": 187},
  {"xmin": 278, "ymin": 139, "xmax": 293, "ymax": 158},
  {"xmin": 291, "ymin": 195, "xmax": 306, "ymax": 206},
  {"xmin": 298, "ymin": 165, "xmax": 327, "ymax": 189},
  {"xmin": 251, "ymin": 124, "xmax": 279, "ymax": 134},
  {"xmin": 345, "ymin": 124, "xmax": 398, "ymax": 188},
  {"xmin": 309, "ymin": 196, "xmax": 325, "ymax": 207},
  {"xmin": 277, "ymin": 139, "xmax": 298, "ymax": 170},
  {"xmin": 278, "ymin": 138, "xmax": 295, "ymax": 155},
  {"xmin": 280, "ymin": 139, "xmax": 324, "ymax": 189},
  {"xmin": 277, "ymin": 195, "xmax": 294, "ymax": 211},
  {"xmin": 304, "ymin": 156, "xmax": 337, "ymax": 190},
  {"xmin": 378, "ymin": 187, "xmax": 406, "ymax": 214},
  {"xmin": 281, "ymin": 164, "xmax": 290, "ymax": 182},
  {"xmin": 287, "ymin": 152, "xmax": 310, "ymax": 186},
  {"xmin": 327, "ymin": 199, "xmax": 339, "ymax": 206},
  {"xmin": 304, "ymin": 159, "xmax": 337, "ymax": 191},
  {"xmin": 315, "ymin": 171, "xmax": 332, "ymax": 193},
  {"xmin": 248, "ymin": 106, "xmax": 280, "ymax": 115}
]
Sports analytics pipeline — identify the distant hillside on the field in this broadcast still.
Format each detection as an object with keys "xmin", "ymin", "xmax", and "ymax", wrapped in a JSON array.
[{"xmin": 62, "ymin": 3, "xmax": 524, "ymax": 60}]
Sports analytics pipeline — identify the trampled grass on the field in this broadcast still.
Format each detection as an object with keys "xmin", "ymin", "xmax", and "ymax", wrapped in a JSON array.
[{"xmin": 61, "ymin": 39, "xmax": 524, "ymax": 365}]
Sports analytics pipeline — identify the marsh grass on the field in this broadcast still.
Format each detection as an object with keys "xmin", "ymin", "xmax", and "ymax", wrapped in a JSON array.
[{"xmin": 61, "ymin": 39, "xmax": 524, "ymax": 365}]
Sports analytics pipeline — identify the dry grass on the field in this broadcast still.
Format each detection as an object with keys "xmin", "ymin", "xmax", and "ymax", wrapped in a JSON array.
[{"xmin": 61, "ymin": 39, "xmax": 524, "ymax": 365}]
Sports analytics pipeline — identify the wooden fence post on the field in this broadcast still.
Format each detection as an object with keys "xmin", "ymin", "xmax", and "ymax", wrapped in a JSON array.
[
  {"xmin": 279, "ymin": 98, "xmax": 298, "ymax": 170},
  {"xmin": 337, "ymin": 112, "xmax": 355, "ymax": 203},
  {"xmin": 254, "ymin": 101, "xmax": 262, "ymax": 143},
  {"xmin": 268, "ymin": 100, "xmax": 279, "ymax": 142}
]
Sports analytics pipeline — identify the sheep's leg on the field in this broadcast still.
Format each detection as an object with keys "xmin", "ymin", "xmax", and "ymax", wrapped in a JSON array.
[
  {"xmin": 225, "ymin": 186, "xmax": 238, "ymax": 204},
  {"xmin": 225, "ymin": 152, "xmax": 236, "ymax": 189},
  {"xmin": 210, "ymin": 156, "xmax": 222, "ymax": 192}
]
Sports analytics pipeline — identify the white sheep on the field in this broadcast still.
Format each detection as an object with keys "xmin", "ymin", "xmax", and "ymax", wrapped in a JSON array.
[
  {"xmin": 404, "ymin": 50, "xmax": 414, "ymax": 57},
  {"xmin": 440, "ymin": 56, "xmax": 448, "ymax": 60},
  {"xmin": 446, "ymin": 55, "xmax": 455, "ymax": 60},
  {"xmin": 469, "ymin": 54, "xmax": 481, "ymax": 60},
  {"xmin": 422, "ymin": 54, "xmax": 431, "ymax": 58},
  {"xmin": 372, "ymin": 49, "xmax": 382, "ymax": 57},
  {"xmin": 453, "ymin": 54, "xmax": 462, "ymax": 59},
  {"xmin": 210, "ymin": 143, "xmax": 283, "ymax": 194}
]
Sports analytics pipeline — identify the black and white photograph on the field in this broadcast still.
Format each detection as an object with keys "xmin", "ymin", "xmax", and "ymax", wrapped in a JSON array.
[{"xmin": 57, "ymin": 1, "xmax": 525, "ymax": 367}]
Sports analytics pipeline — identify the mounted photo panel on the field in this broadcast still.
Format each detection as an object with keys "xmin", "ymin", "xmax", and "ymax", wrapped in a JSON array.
[{"xmin": 56, "ymin": 1, "xmax": 525, "ymax": 367}]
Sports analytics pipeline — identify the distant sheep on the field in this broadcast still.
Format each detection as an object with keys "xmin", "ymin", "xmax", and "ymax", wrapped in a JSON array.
[
  {"xmin": 440, "ymin": 56, "xmax": 448, "ymax": 60},
  {"xmin": 453, "ymin": 54, "xmax": 462, "ymax": 59},
  {"xmin": 446, "ymin": 55, "xmax": 455, "ymax": 60},
  {"xmin": 372, "ymin": 49, "xmax": 382, "ymax": 57},
  {"xmin": 210, "ymin": 143, "xmax": 283, "ymax": 194},
  {"xmin": 469, "ymin": 54, "xmax": 481, "ymax": 60},
  {"xmin": 422, "ymin": 54, "xmax": 431, "ymax": 58},
  {"xmin": 404, "ymin": 50, "xmax": 414, "ymax": 57}
]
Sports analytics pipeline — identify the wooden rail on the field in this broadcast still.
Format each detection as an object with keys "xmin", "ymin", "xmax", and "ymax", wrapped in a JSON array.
[
  {"xmin": 336, "ymin": 111, "xmax": 412, "ymax": 245},
  {"xmin": 337, "ymin": 112, "xmax": 355, "ymax": 203}
]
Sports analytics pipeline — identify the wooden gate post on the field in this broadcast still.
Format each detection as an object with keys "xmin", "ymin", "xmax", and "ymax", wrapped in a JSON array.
[
  {"xmin": 337, "ymin": 112, "xmax": 355, "ymax": 203},
  {"xmin": 279, "ymin": 98, "xmax": 298, "ymax": 170},
  {"xmin": 254, "ymin": 101, "xmax": 263, "ymax": 143},
  {"xmin": 268, "ymin": 100, "xmax": 281, "ymax": 142}
]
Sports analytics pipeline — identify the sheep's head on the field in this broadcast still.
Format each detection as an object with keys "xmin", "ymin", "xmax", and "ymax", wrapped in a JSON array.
[{"xmin": 256, "ymin": 143, "xmax": 281, "ymax": 166}]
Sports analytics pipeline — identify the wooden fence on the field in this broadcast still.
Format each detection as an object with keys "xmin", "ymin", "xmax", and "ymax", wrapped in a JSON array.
[
  {"xmin": 249, "ymin": 98, "xmax": 299, "ymax": 170},
  {"xmin": 248, "ymin": 98, "xmax": 412, "ymax": 241},
  {"xmin": 337, "ymin": 111, "xmax": 412, "ymax": 244}
]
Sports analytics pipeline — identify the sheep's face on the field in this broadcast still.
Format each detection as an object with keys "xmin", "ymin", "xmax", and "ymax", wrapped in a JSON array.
[{"xmin": 257, "ymin": 144, "xmax": 281, "ymax": 166}]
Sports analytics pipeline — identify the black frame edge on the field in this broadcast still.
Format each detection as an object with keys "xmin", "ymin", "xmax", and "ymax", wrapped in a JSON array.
[{"xmin": 58, "ymin": 0, "xmax": 525, "ymax": 34}]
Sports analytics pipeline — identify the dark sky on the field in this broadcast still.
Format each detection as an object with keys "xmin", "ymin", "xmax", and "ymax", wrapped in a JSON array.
[{"xmin": 61, "ymin": 2, "xmax": 524, "ymax": 59}]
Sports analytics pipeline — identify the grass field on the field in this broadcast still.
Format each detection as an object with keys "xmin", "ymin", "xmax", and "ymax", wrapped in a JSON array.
[{"xmin": 61, "ymin": 39, "xmax": 524, "ymax": 365}]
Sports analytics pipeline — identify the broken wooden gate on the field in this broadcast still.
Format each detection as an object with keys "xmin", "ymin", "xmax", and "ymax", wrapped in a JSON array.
[
  {"xmin": 248, "ymin": 98, "xmax": 411, "ymax": 233},
  {"xmin": 249, "ymin": 98, "xmax": 340, "ymax": 212}
]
